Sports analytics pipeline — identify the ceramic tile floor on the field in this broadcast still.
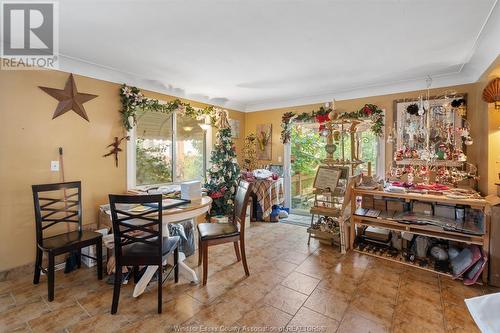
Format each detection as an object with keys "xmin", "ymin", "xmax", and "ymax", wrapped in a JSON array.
[{"xmin": 1, "ymin": 222, "xmax": 497, "ymax": 333}]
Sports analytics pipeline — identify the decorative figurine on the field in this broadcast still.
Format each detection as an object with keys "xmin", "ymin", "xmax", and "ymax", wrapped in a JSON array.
[{"xmin": 103, "ymin": 136, "xmax": 130, "ymax": 167}]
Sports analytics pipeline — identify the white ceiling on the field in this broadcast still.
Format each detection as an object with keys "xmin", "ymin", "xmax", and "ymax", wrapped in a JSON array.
[{"xmin": 56, "ymin": 0, "xmax": 500, "ymax": 111}]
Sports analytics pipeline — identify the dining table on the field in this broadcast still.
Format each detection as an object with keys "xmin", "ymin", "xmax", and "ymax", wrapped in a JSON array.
[{"xmin": 99, "ymin": 196, "xmax": 212, "ymax": 297}]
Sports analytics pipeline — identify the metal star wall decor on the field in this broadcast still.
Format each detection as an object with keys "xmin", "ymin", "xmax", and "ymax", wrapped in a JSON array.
[{"xmin": 39, "ymin": 74, "xmax": 98, "ymax": 121}]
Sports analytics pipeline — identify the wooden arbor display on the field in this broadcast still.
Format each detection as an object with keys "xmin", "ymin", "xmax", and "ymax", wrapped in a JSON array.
[
  {"xmin": 322, "ymin": 113, "xmax": 374, "ymax": 176},
  {"xmin": 307, "ymin": 108, "xmax": 373, "ymax": 252},
  {"xmin": 307, "ymin": 165, "xmax": 360, "ymax": 253}
]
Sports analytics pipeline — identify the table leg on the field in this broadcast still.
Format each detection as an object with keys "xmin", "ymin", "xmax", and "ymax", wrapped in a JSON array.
[
  {"xmin": 132, "ymin": 251, "xmax": 199, "ymax": 298},
  {"xmin": 133, "ymin": 265, "xmax": 158, "ymax": 298}
]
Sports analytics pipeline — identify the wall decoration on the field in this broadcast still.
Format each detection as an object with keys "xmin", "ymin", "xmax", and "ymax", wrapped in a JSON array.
[
  {"xmin": 390, "ymin": 93, "xmax": 477, "ymax": 186},
  {"xmin": 242, "ymin": 133, "xmax": 257, "ymax": 170},
  {"xmin": 482, "ymin": 77, "xmax": 500, "ymax": 110},
  {"xmin": 39, "ymin": 74, "xmax": 97, "ymax": 121},
  {"xmin": 103, "ymin": 136, "xmax": 129, "ymax": 167},
  {"xmin": 215, "ymin": 109, "xmax": 230, "ymax": 129},
  {"xmin": 120, "ymin": 84, "xmax": 217, "ymax": 131},
  {"xmin": 256, "ymin": 124, "xmax": 272, "ymax": 160},
  {"xmin": 229, "ymin": 119, "xmax": 241, "ymax": 138},
  {"xmin": 280, "ymin": 103, "xmax": 384, "ymax": 143}
]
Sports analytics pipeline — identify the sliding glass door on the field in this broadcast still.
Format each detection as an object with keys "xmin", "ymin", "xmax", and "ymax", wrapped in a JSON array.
[{"xmin": 289, "ymin": 124, "xmax": 326, "ymax": 215}]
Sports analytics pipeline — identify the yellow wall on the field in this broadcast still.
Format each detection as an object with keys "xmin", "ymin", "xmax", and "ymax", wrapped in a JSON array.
[
  {"xmin": 0, "ymin": 69, "xmax": 245, "ymax": 272},
  {"xmin": 1, "ymin": 64, "xmax": 498, "ymax": 272},
  {"xmin": 244, "ymin": 83, "xmax": 489, "ymax": 193},
  {"xmin": 479, "ymin": 57, "xmax": 500, "ymax": 195}
]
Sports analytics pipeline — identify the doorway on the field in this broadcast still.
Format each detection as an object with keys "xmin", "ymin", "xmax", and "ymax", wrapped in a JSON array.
[{"xmin": 289, "ymin": 124, "xmax": 326, "ymax": 216}]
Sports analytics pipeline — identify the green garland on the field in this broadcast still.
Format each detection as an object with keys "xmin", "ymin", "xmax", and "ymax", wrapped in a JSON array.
[
  {"xmin": 280, "ymin": 103, "xmax": 384, "ymax": 143},
  {"xmin": 119, "ymin": 84, "xmax": 217, "ymax": 131}
]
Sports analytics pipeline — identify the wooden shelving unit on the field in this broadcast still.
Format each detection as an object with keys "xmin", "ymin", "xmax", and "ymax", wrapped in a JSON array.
[
  {"xmin": 352, "ymin": 248, "xmax": 454, "ymax": 278},
  {"xmin": 350, "ymin": 188, "xmax": 493, "ymax": 283}
]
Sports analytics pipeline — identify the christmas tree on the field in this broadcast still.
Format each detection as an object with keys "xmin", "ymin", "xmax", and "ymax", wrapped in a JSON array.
[{"xmin": 205, "ymin": 110, "xmax": 240, "ymax": 217}]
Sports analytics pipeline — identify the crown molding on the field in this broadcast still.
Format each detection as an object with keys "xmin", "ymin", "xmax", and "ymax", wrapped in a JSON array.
[{"xmin": 57, "ymin": 54, "xmax": 247, "ymax": 111}]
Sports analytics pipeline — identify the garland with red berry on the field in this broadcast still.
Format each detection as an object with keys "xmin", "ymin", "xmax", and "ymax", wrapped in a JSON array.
[{"xmin": 280, "ymin": 104, "xmax": 384, "ymax": 143}]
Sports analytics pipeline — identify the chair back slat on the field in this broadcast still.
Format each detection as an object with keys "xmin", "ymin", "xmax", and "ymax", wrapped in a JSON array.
[
  {"xmin": 108, "ymin": 194, "xmax": 163, "ymax": 263},
  {"xmin": 233, "ymin": 180, "xmax": 253, "ymax": 235},
  {"xmin": 32, "ymin": 181, "xmax": 83, "ymax": 245}
]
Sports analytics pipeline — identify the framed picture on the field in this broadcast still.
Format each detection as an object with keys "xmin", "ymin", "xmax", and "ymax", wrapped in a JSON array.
[
  {"xmin": 229, "ymin": 119, "xmax": 240, "ymax": 138},
  {"xmin": 256, "ymin": 124, "xmax": 272, "ymax": 160}
]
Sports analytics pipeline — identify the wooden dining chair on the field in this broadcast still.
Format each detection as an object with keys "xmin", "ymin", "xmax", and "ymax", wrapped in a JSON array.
[
  {"xmin": 197, "ymin": 180, "xmax": 253, "ymax": 285},
  {"xmin": 108, "ymin": 194, "xmax": 179, "ymax": 314},
  {"xmin": 32, "ymin": 181, "xmax": 103, "ymax": 301}
]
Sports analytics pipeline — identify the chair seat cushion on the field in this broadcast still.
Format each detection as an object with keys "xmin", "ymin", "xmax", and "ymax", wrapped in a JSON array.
[
  {"xmin": 42, "ymin": 230, "xmax": 102, "ymax": 251},
  {"xmin": 197, "ymin": 223, "xmax": 239, "ymax": 240},
  {"xmin": 122, "ymin": 236, "xmax": 180, "ymax": 258}
]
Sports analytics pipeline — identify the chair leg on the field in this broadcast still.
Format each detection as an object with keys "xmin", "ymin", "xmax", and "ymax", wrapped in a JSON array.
[
  {"xmin": 240, "ymin": 237, "xmax": 250, "ymax": 277},
  {"xmin": 133, "ymin": 266, "xmax": 139, "ymax": 284},
  {"xmin": 96, "ymin": 238, "xmax": 103, "ymax": 280},
  {"xmin": 111, "ymin": 266, "xmax": 122, "ymax": 314},
  {"xmin": 76, "ymin": 249, "xmax": 82, "ymax": 269},
  {"xmin": 234, "ymin": 241, "xmax": 241, "ymax": 262},
  {"xmin": 174, "ymin": 248, "xmax": 179, "ymax": 283},
  {"xmin": 308, "ymin": 214, "xmax": 314, "ymax": 245},
  {"xmin": 157, "ymin": 266, "xmax": 162, "ymax": 314},
  {"xmin": 202, "ymin": 242, "xmax": 208, "ymax": 286},
  {"xmin": 33, "ymin": 248, "xmax": 43, "ymax": 285},
  {"xmin": 47, "ymin": 253, "xmax": 55, "ymax": 301},
  {"xmin": 198, "ymin": 236, "xmax": 202, "ymax": 267}
]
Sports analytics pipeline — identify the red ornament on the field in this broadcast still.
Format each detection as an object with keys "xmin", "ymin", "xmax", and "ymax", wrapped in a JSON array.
[
  {"xmin": 209, "ymin": 191, "xmax": 223, "ymax": 199},
  {"xmin": 362, "ymin": 105, "xmax": 373, "ymax": 116},
  {"xmin": 315, "ymin": 113, "xmax": 330, "ymax": 124}
]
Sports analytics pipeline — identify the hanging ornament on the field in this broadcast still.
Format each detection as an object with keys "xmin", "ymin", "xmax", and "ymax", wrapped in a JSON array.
[{"xmin": 406, "ymin": 103, "xmax": 419, "ymax": 116}]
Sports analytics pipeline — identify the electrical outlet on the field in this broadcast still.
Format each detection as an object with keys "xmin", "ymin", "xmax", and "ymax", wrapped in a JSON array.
[{"xmin": 51, "ymin": 161, "xmax": 60, "ymax": 171}]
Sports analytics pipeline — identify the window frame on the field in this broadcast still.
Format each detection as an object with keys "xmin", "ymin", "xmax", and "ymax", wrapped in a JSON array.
[{"xmin": 126, "ymin": 110, "xmax": 212, "ymax": 190}]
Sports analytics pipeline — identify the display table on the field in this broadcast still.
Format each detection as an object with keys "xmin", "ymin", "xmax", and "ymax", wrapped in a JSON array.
[
  {"xmin": 248, "ymin": 178, "xmax": 284, "ymax": 221},
  {"xmin": 350, "ymin": 188, "xmax": 494, "ymax": 283},
  {"xmin": 99, "ymin": 196, "xmax": 212, "ymax": 295}
]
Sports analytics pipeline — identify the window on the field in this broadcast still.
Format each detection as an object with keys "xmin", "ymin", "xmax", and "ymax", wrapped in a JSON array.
[{"xmin": 129, "ymin": 109, "xmax": 207, "ymax": 188}]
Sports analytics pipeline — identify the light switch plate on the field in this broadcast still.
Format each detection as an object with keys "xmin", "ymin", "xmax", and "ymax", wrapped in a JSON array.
[{"xmin": 51, "ymin": 160, "xmax": 60, "ymax": 171}]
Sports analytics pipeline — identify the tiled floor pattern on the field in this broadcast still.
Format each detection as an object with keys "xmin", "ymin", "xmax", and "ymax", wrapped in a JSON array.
[{"xmin": 1, "ymin": 222, "xmax": 497, "ymax": 333}]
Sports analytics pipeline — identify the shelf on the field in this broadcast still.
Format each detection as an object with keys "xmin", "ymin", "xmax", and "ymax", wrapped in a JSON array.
[
  {"xmin": 352, "ymin": 188, "xmax": 489, "ymax": 208},
  {"xmin": 395, "ymin": 159, "xmax": 464, "ymax": 167},
  {"xmin": 353, "ymin": 248, "xmax": 454, "ymax": 278},
  {"xmin": 352, "ymin": 247, "xmax": 483, "ymax": 285},
  {"xmin": 310, "ymin": 206, "xmax": 341, "ymax": 217},
  {"xmin": 307, "ymin": 228, "xmax": 340, "ymax": 240},
  {"xmin": 352, "ymin": 215, "xmax": 484, "ymax": 245}
]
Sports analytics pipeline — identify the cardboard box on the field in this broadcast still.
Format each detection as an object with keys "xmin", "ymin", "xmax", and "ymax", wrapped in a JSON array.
[
  {"xmin": 386, "ymin": 199, "xmax": 407, "ymax": 213},
  {"xmin": 413, "ymin": 201, "xmax": 433, "ymax": 216},
  {"xmin": 434, "ymin": 204, "xmax": 456, "ymax": 220},
  {"xmin": 373, "ymin": 198, "xmax": 387, "ymax": 211},
  {"xmin": 361, "ymin": 195, "xmax": 374, "ymax": 209},
  {"xmin": 181, "ymin": 180, "xmax": 202, "ymax": 200},
  {"xmin": 82, "ymin": 228, "xmax": 108, "ymax": 267}
]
